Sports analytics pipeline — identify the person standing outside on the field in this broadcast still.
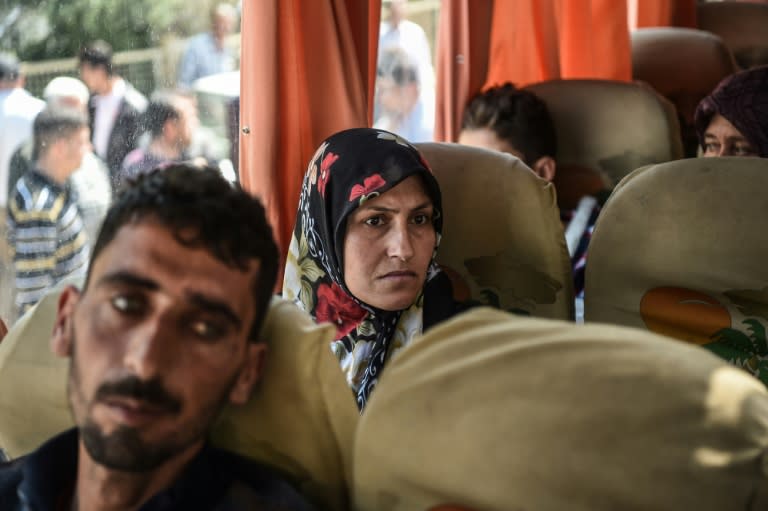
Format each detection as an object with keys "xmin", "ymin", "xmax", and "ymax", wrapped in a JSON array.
[
  {"xmin": 78, "ymin": 40, "xmax": 148, "ymax": 190},
  {"xmin": 0, "ymin": 54, "xmax": 45, "ymax": 211},
  {"xmin": 119, "ymin": 91, "xmax": 199, "ymax": 186},
  {"xmin": 177, "ymin": 3, "xmax": 238, "ymax": 89},
  {"xmin": 7, "ymin": 107, "xmax": 92, "ymax": 316}
]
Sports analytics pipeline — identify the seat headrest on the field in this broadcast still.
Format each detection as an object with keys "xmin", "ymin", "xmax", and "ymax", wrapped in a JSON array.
[
  {"xmin": 698, "ymin": 1, "xmax": 768, "ymax": 69},
  {"xmin": 353, "ymin": 307, "xmax": 768, "ymax": 511},
  {"xmin": 0, "ymin": 279, "xmax": 357, "ymax": 511},
  {"xmin": 585, "ymin": 157, "xmax": 768, "ymax": 384},
  {"xmin": 526, "ymin": 79, "xmax": 683, "ymax": 185},
  {"xmin": 416, "ymin": 142, "xmax": 573, "ymax": 320},
  {"xmin": 631, "ymin": 27, "xmax": 737, "ymax": 100}
]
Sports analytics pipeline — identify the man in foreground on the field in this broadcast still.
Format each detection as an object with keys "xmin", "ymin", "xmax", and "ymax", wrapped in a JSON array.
[{"xmin": 0, "ymin": 164, "xmax": 314, "ymax": 510}]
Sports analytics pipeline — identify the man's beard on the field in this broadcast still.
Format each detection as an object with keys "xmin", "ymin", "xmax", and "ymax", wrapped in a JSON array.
[{"xmin": 68, "ymin": 326, "xmax": 236, "ymax": 472}]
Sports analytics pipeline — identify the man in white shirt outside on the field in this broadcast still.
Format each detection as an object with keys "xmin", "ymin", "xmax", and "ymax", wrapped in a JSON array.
[
  {"xmin": 78, "ymin": 41, "xmax": 147, "ymax": 191},
  {"xmin": 0, "ymin": 54, "xmax": 45, "ymax": 210},
  {"xmin": 373, "ymin": 47, "xmax": 434, "ymax": 143},
  {"xmin": 377, "ymin": 0, "xmax": 435, "ymax": 135},
  {"xmin": 0, "ymin": 54, "xmax": 45, "ymax": 324}
]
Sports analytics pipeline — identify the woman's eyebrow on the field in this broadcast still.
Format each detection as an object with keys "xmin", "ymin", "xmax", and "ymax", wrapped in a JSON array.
[{"xmin": 362, "ymin": 201, "xmax": 433, "ymax": 213}]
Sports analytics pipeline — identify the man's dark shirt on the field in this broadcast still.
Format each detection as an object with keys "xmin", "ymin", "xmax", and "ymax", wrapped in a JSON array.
[{"xmin": 0, "ymin": 429, "xmax": 315, "ymax": 511}]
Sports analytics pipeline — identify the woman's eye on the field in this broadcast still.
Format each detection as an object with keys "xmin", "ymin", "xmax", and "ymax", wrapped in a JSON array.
[
  {"xmin": 111, "ymin": 294, "xmax": 144, "ymax": 314},
  {"xmin": 412, "ymin": 213, "xmax": 431, "ymax": 225},
  {"xmin": 703, "ymin": 143, "xmax": 718, "ymax": 154},
  {"xmin": 364, "ymin": 216, "xmax": 383, "ymax": 227},
  {"xmin": 733, "ymin": 145, "xmax": 755, "ymax": 156}
]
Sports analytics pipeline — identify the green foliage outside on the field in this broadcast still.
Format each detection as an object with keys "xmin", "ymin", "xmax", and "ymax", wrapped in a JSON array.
[{"xmin": 0, "ymin": 0, "xmax": 232, "ymax": 61}]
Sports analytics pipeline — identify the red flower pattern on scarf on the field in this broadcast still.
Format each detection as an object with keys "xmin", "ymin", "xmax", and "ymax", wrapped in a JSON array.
[
  {"xmin": 315, "ymin": 282, "xmax": 367, "ymax": 339},
  {"xmin": 318, "ymin": 152, "xmax": 339, "ymax": 198},
  {"xmin": 349, "ymin": 173, "xmax": 386, "ymax": 202}
]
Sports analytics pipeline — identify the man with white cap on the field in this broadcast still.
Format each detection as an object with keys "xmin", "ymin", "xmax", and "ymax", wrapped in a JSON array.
[{"xmin": 8, "ymin": 76, "xmax": 112, "ymax": 246}]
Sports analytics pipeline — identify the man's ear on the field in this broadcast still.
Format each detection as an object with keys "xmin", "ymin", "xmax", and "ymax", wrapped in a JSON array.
[
  {"xmin": 51, "ymin": 285, "xmax": 81, "ymax": 358},
  {"xmin": 228, "ymin": 342, "xmax": 268, "ymax": 405},
  {"xmin": 532, "ymin": 156, "xmax": 557, "ymax": 182}
]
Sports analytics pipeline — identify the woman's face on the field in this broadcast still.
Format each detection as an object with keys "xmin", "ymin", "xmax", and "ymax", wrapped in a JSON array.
[
  {"xmin": 343, "ymin": 175, "xmax": 436, "ymax": 311},
  {"xmin": 702, "ymin": 114, "xmax": 757, "ymax": 157}
]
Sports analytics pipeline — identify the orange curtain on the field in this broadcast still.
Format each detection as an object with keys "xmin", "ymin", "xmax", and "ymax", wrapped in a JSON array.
[
  {"xmin": 434, "ymin": 0, "xmax": 494, "ymax": 142},
  {"xmin": 631, "ymin": 0, "xmax": 697, "ymax": 28},
  {"xmin": 558, "ymin": 0, "xmax": 631, "ymax": 80},
  {"xmin": 484, "ymin": 0, "xmax": 631, "ymax": 89},
  {"xmin": 435, "ymin": 0, "xmax": 632, "ymax": 141},
  {"xmin": 239, "ymin": 0, "xmax": 380, "ymax": 280}
]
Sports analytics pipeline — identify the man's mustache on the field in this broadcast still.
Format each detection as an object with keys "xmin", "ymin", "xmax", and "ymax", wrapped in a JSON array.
[{"xmin": 94, "ymin": 376, "xmax": 182, "ymax": 414}]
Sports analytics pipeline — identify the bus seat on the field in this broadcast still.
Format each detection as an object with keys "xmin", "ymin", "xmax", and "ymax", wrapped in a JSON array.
[
  {"xmin": 0, "ymin": 277, "xmax": 358, "ymax": 511},
  {"xmin": 698, "ymin": 1, "xmax": 768, "ymax": 70},
  {"xmin": 416, "ymin": 142, "xmax": 574, "ymax": 320},
  {"xmin": 525, "ymin": 79, "xmax": 684, "ymax": 192},
  {"xmin": 353, "ymin": 307, "xmax": 768, "ymax": 511},
  {"xmin": 631, "ymin": 27, "xmax": 738, "ymax": 156},
  {"xmin": 584, "ymin": 157, "xmax": 768, "ymax": 386}
]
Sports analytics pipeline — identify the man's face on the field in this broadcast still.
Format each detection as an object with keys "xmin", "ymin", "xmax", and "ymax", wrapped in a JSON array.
[
  {"xmin": 78, "ymin": 63, "xmax": 106, "ymax": 95},
  {"xmin": 53, "ymin": 220, "xmax": 266, "ymax": 471},
  {"xmin": 376, "ymin": 76, "xmax": 408, "ymax": 116},
  {"xmin": 169, "ymin": 97, "xmax": 198, "ymax": 150},
  {"xmin": 62, "ymin": 127, "xmax": 92, "ymax": 174},
  {"xmin": 212, "ymin": 13, "xmax": 235, "ymax": 40}
]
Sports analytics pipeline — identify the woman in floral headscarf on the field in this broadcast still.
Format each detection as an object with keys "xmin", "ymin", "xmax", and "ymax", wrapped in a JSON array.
[{"xmin": 283, "ymin": 128, "xmax": 462, "ymax": 410}]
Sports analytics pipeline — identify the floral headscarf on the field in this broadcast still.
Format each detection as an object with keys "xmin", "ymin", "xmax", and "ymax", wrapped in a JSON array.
[
  {"xmin": 283, "ymin": 128, "xmax": 453, "ymax": 410},
  {"xmin": 694, "ymin": 65, "xmax": 768, "ymax": 158}
]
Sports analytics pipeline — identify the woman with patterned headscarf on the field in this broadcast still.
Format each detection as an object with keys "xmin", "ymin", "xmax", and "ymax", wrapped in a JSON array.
[
  {"xmin": 283, "ymin": 128, "xmax": 464, "ymax": 410},
  {"xmin": 694, "ymin": 65, "xmax": 768, "ymax": 158}
]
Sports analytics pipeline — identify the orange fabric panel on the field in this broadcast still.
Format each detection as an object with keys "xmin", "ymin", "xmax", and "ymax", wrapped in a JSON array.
[
  {"xmin": 240, "ymin": 0, "xmax": 380, "ymax": 280},
  {"xmin": 483, "ymin": 0, "xmax": 630, "ymax": 89},
  {"xmin": 483, "ymin": 0, "xmax": 561, "ymax": 88},
  {"xmin": 434, "ymin": 0, "xmax": 493, "ymax": 142},
  {"xmin": 559, "ymin": 0, "xmax": 631, "ymax": 81}
]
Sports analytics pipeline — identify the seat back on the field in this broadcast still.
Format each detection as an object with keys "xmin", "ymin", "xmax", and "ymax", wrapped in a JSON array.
[
  {"xmin": 353, "ymin": 307, "xmax": 768, "ymax": 511},
  {"xmin": 585, "ymin": 157, "xmax": 768, "ymax": 385},
  {"xmin": 0, "ymin": 278, "xmax": 358, "ymax": 511},
  {"xmin": 631, "ymin": 27, "xmax": 738, "ymax": 155},
  {"xmin": 698, "ymin": 1, "xmax": 768, "ymax": 69},
  {"xmin": 525, "ymin": 79, "xmax": 683, "ymax": 194},
  {"xmin": 416, "ymin": 142, "xmax": 574, "ymax": 320}
]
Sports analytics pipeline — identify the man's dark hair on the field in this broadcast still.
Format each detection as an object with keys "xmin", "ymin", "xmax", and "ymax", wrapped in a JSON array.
[
  {"xmin": 32, "ymin": 106, "xmax": 89, "ymax": 159},
  {"xmin": 88, "ymin": 164, "xmax": 279, "ymax": 341},
  {"xmin": 377, "ymin": 47, "xmax": 419, "ymax": 86},
  {"xmin": 78, "ymin": 40, "xmax": 114, "ymax": 75},
  {"xmin": 461, "ymin": 83, "xmax": 557, "ymax": 166},
  {"xmin": 143, "ymin": 91, "xmax": 185, "ymax": 139}
]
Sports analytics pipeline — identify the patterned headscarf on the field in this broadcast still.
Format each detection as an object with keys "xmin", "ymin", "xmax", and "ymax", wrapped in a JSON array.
[
  {"xmin": 694, "ymin": 65, "xmax": 768, "ymax": 157},
  {"xmin": 283, "ymin": 128, "xmax": 452, "ymax": 410}
]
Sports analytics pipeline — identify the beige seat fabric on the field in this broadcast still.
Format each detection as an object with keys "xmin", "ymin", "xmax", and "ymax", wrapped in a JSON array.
[
  {"xmin": 698, "ymin": 2, "xmax": 768, "ymax": 69},
  {"xmin": 0, "ymin": 278, "xmax": 358, "ymax": 511},
  {"xmin": 585, "ymin": 157, "xmax": 768, "ymax": 386},
  {"xmin": 353, "ymin": 307, "xmax": 768, "ymax": 511},
  {"xmin": 631, "ymin": 27, "xmax": 737, "ymax": 127},
  {"xmin": 526, "ymin": 79, "xmax": 683, "ymax": 188},
  {"xmin": 416, "ymin": 142, "xmax": 574, "ymax": 320}
]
